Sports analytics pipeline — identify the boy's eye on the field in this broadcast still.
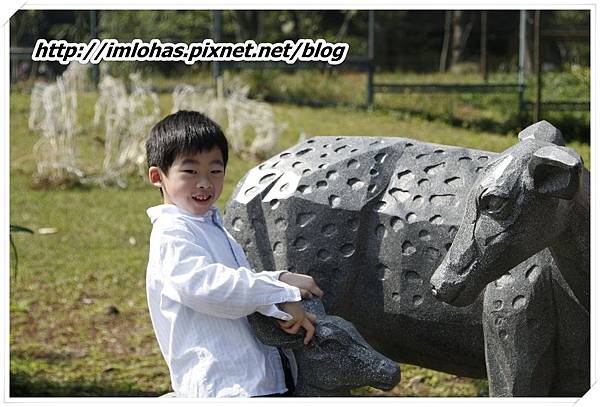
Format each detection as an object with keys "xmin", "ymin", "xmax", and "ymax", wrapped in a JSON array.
[
  {"xmin": 183, "ymin": 170, "xmax": 196, "ymax": 174},
  {"xmin": 211, "ymin": 169, "xmax": 224, "ymax": 174}
]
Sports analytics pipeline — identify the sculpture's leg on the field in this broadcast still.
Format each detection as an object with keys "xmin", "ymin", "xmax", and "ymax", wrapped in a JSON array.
[
  {"xmin": 549, "ymin": 266, "xmax": 590, "ymax": 396},
  {"xmin": 482, "ymin": 258, "xmax": 556, "ymax": 396}
]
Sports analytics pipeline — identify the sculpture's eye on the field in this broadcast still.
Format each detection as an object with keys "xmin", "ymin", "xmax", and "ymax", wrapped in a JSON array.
[{"xmin": 478, "ymin": 194, "xmax": 509, "ymax": 217}]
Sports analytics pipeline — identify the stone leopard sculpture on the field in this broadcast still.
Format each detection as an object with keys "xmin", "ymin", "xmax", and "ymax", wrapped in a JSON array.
[
  {"xmin": 248, "ymin": 298, "xmax": 401, "ymax": 396},
  {"xmin": 224, "ymin": 124, "xmax": 564, "ymax": 395},
  {"xmin": 431, "ymin": 121, "xmax": 589, "ymax": 396}
]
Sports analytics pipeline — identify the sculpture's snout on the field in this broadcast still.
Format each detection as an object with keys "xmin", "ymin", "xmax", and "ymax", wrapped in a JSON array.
[
  {"xmin": 430, "ymin": 268, "xmax": 461, "ymax": 304},
  {"xmin": 375, "ymin": 359, "xmax": 401, "ymax": 389}
]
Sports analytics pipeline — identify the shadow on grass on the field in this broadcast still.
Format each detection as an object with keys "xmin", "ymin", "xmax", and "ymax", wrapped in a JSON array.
[{"xmin": 10, "ymin": 370, "xmax": 162, "ymax": 397}]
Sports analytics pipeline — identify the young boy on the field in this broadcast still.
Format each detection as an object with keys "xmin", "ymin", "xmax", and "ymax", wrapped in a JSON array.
[{"xmin": 145, "ymin": 110, "xmax": 324, "ymax": 397}]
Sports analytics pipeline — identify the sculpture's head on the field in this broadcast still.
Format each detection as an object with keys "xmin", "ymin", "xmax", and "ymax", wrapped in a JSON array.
[
  {"xmin": 430, "ymin": 121, "xmax": 584, "ymax": 307},
  {"xmin": 248, "ymin": 298, "xmax": 400, "ymax": 395}
]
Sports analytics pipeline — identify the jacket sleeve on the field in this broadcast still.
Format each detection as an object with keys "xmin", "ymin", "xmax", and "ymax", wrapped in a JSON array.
[{"xmin": 158, "ymin": 226, "xmax": 301, "ymax": 320}]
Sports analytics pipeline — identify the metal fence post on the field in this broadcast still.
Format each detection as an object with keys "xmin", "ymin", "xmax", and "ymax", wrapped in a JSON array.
[
  {"xmin": 518, "ymin": 10, "xmax": 527, "ymax": 120},
  {"xmin": 367, "ymin": 10, "xmax": 375, "ymax": 107},
  {"xmin": 213, "ymin": 10, "xmax": 223, "ymax": 88},
  {"xmin": 534, "ymin": 10, "xmax": 541, "ymax": 122}
]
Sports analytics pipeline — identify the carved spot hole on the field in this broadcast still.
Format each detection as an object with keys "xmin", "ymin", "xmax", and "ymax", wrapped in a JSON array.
[
  {"xmin": 292, "ymin": 161, "xmax": 303, "ymax": 169},
  {"xmin": 318, "ymin": 163, "xmax": 329, "ymax": 169},
  {"xmin": 273, "ymin": 241, "xmax": 283, "ymax": 254},
  {"xmin": 334, "ymin": 145, "xmax": 348, "ymax": 153},
  {"xmin": 326, "ymin": 170, "xmax": 339, "ymax": 180},
  {"xmin": 413, "ymin": 195, "xmax": 424, "ymax": 206},
  {"xmin": 296, "ymin": 148, "xmax": 313, "ymax": 157},
  {"xmin": 389, "ymin": 188, "xmax": 410, "ymax": 203},
  {"xmin": 525, "ymin": 265, "xmax": 541, "ymax": 282},
  {"xmin": 392, "ymin": 292, "xmax": 401, "ymax": 302},
  {"xmin": 316, "ymin": 180, "xmax": 328, "ymax": 189},
  {"xmin": 424, "ymin": 162, "xmax": 446, "ymax": 175},
  {"xmin": 275, "ymin": 218, "xmax": 288, "ymax": 230},
  {"xmin": 297, "ymin": 184, "xmax": 312, "ymax": 194},
  {"xmin": 402, "ymin": 241, "xmax": 416, "ymax": 255},
  {"xmin": 348, "ymin": 218, "xmax": 360, "ymax": 231},
  {"xmin": 280, "ymin": 152, "xmax": 291, "ymax": 159},
  {"xmin": 340, "ymin": 244, "xmax": 355, "ymax": 257},
  {"xmin": 294, "ymin": 237, "xmax": 309, "ymax": 251},
  {"xmin": 270, "ymin": 199, "xmax": 280, "ymax": 210},
  {"xmin": 347, "ymin": 159, "xmax": 360, "ymax": 169},
  {"xmin": 232, "ymin": 217, "xmax": 244, "ymax": 232},
  {"xmin": 374, "ymin": 201, "xmax": 387, "ymax": 212},
  {"xmin": 444, "ymin": 176, "xmax": 461, "ymax": 186},
  {"xmin": 390, "ymin": 217, "xmax": 404, "ymax": 232},
  {"xmin": 328, "ymin": 195, "xmax": 341, "ymax": 208},
  {"xmin": 418, "ymin": 178, "xmax": 430, "ymax": 187},
  {"xmin": 418, "ymin": 230, "xmax": 431, "ymax": 241},
  {"xmin": 429, "ymin": 215, "xmax": 443, "ymax": 225},
  {"xmin": 348, "ymin": 178, "xmax": 365, "ymax": 190},
  {"xmin": 512, "ymin": 295, "xmax": 527, "ymax": 310},
  {"xmin": 404, "ymin": 270, "xmax": 423, "ymax": 285},
  {"xmin": 494, "ymin": 300, "xmax": 503, "ymax": 310},
  {"xmin": 245, "ymin": 186, "xmax": 259, "ymax": 197},
  {"xmin": 317, "ymin": 249, "xmax": 331, "ymax": 261},
  {"xmin": 406, "ymin": 213, "xmax": 417, "ymax": 223},
  {"xmin": 368, "ymin": 184, "xmax": 377, "ymax": 194},
  {"xmin": 370, "ymin": 168, "xmax": 379, "ymax": 176}
]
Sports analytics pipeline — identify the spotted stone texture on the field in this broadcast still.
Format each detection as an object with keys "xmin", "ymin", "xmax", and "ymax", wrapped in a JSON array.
[{"xmin": 224, "ymin": 135, "xmax": 570, "ymax": 388}]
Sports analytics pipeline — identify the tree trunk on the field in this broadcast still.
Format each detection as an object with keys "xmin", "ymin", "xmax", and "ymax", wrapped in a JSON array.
[{"xmin": 439, "ymin": 10, "xmax": 452, "ymax": 72}]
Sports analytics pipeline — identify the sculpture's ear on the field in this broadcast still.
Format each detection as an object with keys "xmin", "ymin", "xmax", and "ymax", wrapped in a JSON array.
[
  {"xmin": 247, "ymin": 312, "xmax": 304, "ymax": 349},
  {"xmin": 528, "ymin": 145, "xmax": 583, "ymax": 200},
  {"xmin": 518, "ymin": 120, "xmax": 565, "ymax": 146}
]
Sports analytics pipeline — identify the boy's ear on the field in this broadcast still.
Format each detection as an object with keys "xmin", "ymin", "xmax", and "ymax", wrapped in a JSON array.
[{"xmin": 148, "ymin": 166, "xmax": 162, "ymax": 188}]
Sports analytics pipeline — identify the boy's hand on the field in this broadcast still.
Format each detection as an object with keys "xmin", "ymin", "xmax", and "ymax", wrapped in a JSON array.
[
  {"xmin": 279, "ymin": 272, "xmax": 324, "ymax": 299},
  {"xmin": 277, "ymin": 301, "xmax": 317, "ymax": 345}
]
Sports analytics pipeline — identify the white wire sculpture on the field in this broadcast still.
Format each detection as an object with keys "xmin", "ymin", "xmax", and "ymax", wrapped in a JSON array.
[
  {"xmin": 29, "ymin": 63, "xmax": 87, "ymax": 187},
  {"xmin": 171, "ymin": 77, "xmax": 286, "ymax": 160},
  {"xmin": 93, "ymin": 72, "xmax": 160, "ymax": 186}
]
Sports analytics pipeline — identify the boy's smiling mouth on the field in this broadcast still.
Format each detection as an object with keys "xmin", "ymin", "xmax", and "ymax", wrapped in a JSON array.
[{"xmin": 192, "ymin": 193, "xmax": 212, "ymax": 202}]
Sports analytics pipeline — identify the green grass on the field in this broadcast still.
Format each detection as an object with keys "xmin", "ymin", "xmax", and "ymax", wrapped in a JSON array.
[{"xmin": 9, "ymin": 82, "xmax": 590, "ymax": 396}]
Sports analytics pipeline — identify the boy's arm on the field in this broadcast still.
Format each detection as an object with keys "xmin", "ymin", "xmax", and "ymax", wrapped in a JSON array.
[{"xmin": 158, "ymin": 227, "xmax": 301, "ymax": 320}]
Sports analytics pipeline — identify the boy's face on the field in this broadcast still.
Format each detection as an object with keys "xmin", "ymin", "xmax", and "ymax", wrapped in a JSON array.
[{"xmin": 149, "ymin": 147, "xmax": 225, "ymax": 216}]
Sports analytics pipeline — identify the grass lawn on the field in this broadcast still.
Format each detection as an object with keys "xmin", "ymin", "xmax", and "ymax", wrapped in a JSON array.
[{"xmin": 9, "ymin": 86, "xmax": 590, "ymax": 396}]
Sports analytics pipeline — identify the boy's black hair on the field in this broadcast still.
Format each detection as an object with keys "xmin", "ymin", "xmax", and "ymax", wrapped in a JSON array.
[{"xmin": 146, "ymin": 110, "xmax": 228, "ymax": 174}]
